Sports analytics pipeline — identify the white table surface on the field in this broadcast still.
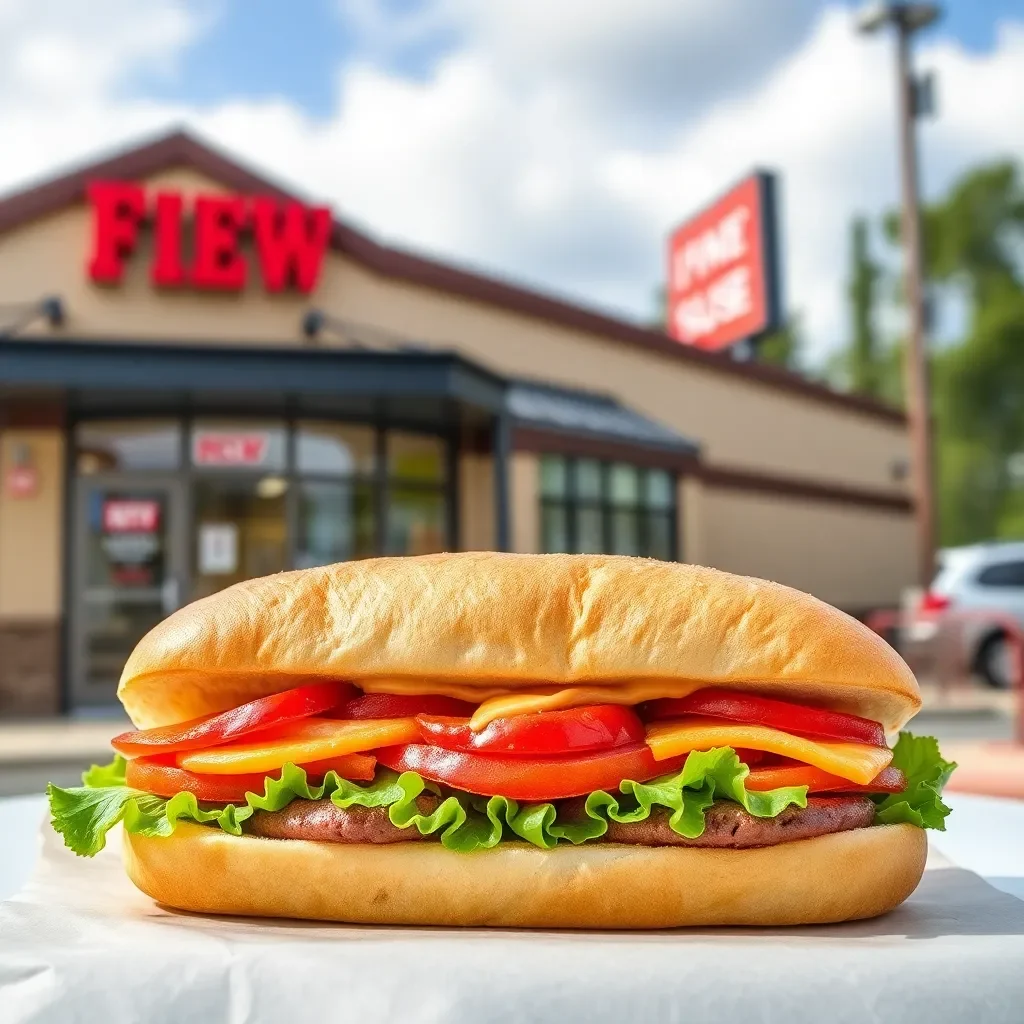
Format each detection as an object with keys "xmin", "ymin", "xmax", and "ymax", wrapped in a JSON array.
[{"xmin": 2, "ymin": 791, "xmax": 1022, "ymax": 903}]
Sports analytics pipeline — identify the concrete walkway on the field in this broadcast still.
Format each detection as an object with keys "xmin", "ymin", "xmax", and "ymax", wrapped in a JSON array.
[{"xmin": 0, "ymin": 717, "xmax": 127, "ymax": 765}]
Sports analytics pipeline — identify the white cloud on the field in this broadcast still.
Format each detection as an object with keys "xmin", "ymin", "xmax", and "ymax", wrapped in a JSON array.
[{"xmin": 1, "ymin": 1, "xmax": 1024, "ymax": 368}]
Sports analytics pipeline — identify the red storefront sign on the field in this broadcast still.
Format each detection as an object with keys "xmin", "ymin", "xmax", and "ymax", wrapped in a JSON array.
[
  {"xmin": 193, "ymin": 432, "xmax": 269, "ymax": 467},
  {"xmin": 5, "ymin": 466, "xmax": 38, "ymax": 498},
  {"xmin": 86, "ymin": 181, "xmax": 332, "ymax": 294},
  {"xmin": 103, "ymin": 499, "xmax": 160, "ymax": 533},
  {"xmin": 666, "ymin": 172, "xmax": 781, "ymax": 352}
]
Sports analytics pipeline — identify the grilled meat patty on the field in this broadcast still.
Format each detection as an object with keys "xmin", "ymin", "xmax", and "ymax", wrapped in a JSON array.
[{"xmin": 245, "ymin": 793, "xmax": 876, "ymax": 848}]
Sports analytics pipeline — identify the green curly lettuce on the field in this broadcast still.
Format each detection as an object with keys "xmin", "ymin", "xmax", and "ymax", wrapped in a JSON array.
[
  {"xmin": 49, "ymin": 747, "xmax": 805, "ymax": 857},
  {"xmin": 48, "ymin": 733, "xmax": 955, "ymax": 858},
  {"xmin": 873, "ymin": 732, "xmax": 957, "ymax": 830}
]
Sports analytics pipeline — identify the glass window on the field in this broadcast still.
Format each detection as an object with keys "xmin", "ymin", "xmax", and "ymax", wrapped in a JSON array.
[
  {"xmin": 609, "ymin": 464, "xmax": 639, "ymax": 506},
  {"xmin": 388, "ymin": 432, "xmax": 445, "ymax": 483},
  {"xmin": 192, "ymin": 477, "xmax": 288, "ymax": 600},
  {"xmin": 541, "ymin": 504, "xmax": 569, "ymax": 553},
  {"xmin": 645, "ymin": 470, "xmax": 674, "ymax": 510},
  {"xmin": 577, "ymin": 507, "xmax": 604, "ymax": 554},
  {"xmin": 76, "ymin": 421, "xmax": 181, "ymax": 473},
  {"xmin": 576, "ymin": 459, "xmax": 603, "ymax": 501},
  {"xmin": 387, "ymin": 487, "xmax": 447, "ymax": 555},
  {"xmin": 296, "ymin": 422, "xmax": 375, "ymax": 476},
  {"xmin": 611, "ymin": 508, "xmax": 640, "ymax": 556},
  {"xmin": 296, "ymin": 480, "xmax": 375, "ymax": 568},
  {"xmin": 540, "ymin": 455, "xmax": 568, "ymax": 498},
  {"xmin": 191, "ymin": 420, "xmax": 287, "ymax": 472},
  {"xmin": 646, "ymin": 512, "xmax": 674, "ymax": 561},
  {"xmin": 538, "ymin": 457, "xmax": 677, "ymax": 561},
  {"xmin": 977, "ymin": 561, "xmax": 1024, "ymax": 588}
]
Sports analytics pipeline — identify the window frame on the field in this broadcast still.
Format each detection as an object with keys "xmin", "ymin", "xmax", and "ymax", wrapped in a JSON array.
[{"xmin": 539, "ymin": 454, "xmax": 678, "ymax": 561}]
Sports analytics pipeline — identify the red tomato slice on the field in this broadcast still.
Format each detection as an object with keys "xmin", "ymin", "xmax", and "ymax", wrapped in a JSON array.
[
  {"xmin": 111, "ymin": 680, "xmax": 355, "ymax": 758},
  {"xmin": 124, "ymin": 751, "xmax": 376, "ymax": 803},
  {"xmin": 745, "ymin": 764, "xmax": 906, "ymax": 794},
  {"xmin": 733, "ymin": 748, "xmax": 766, "ymax": 766},
  {"xmin": 643, "ymin": 689, "xmax": 887, "ymax": 747},
  {"xmin": 375, "ymin": 743, "xmax": 687, "ymax": 801},
  {"xmin": 328, "ymin": 693, "xmax": 478, "ymax": 720},
  {"xmin": 416, "ymin": 704, "xmax": 645, "ymax": 756}
]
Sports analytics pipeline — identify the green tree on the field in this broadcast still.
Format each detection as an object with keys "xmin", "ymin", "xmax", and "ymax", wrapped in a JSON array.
[
  {"xmin": 756, "ymin": 313, "xmax": 801, "ymax": 369},
  {"xmin": 885, "ymin": 161, "xmax": 1024, "ymax": 546}
]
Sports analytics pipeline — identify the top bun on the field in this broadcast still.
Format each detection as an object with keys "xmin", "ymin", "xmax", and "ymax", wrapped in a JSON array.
[{"xmin": 119, "ymin": 553, "xmax": 920, "ymax": 732}]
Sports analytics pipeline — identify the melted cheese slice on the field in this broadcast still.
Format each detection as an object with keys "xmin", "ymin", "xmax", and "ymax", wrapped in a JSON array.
[
  {"xmin": 469, "ymin": 688, "xmax": 662, "ymax": 730},
  {"xmin": 177, "ymin": 717, "xmax": 420, "ymax": 775},
  {"xmin": 645, "ymin": 717, "xmax": 892, "ymax": 785}
]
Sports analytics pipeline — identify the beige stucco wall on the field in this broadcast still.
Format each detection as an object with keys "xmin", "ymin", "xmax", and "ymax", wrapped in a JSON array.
[
  {"xmin": 695, "ymin": 487, "xmax": 917, "ymax": 610},
  {"xmin": 458, "ymin": 453, "xmax": 495, "ymax": 551},
  {"xmin": 0, "ymin": 165, "xmax": 911, "ymax": 497},
  {"xmin": 511, "ymin": 453, "xmax": 540, "ymax": 555},
  {"xmin": 0, "ymin": 429, "xmax": 65, "ymax": 617},
  {"xmin": 0, "ymin": 162, "xmax": 917, "ymax": 607}
]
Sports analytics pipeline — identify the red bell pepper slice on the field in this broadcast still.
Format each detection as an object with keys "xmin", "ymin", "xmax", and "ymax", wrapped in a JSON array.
[
  {"xmin": 416, "ymin": 704, "xmax": 645, "ymax": 756},
  {"xmin": 745, "ymin": 764, "xmax": 906, "ymax": 794},
  {"xmin": 124, "ymin": 751, "xmax": 376, "ymax": 803},
  {"xmin": 329, "ymin": 693, "xmax": 478, "ymax": 721},
  {"xmin": 111, "ymin": 680, "xmax": 355, "ymax": 757},
  {"xmin": 643, "ymin": 689, "xmax": 887, "ymax": 747},
  {"xmin": 375, "ymin": 742, "xmax": 686, "ymax": 801}
]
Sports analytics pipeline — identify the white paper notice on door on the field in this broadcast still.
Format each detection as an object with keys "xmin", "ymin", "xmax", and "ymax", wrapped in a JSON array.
[{"xmin": 198, "ymin": 523, "xmax": 238, "ymax": 575}]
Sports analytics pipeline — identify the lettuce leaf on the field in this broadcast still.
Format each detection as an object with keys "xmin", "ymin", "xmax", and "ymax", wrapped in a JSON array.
[
  {"xmin": 489, "ymin": 747, "xmax": 808, "ymax": 849},
  {"xmin": 49, "ymin": 748, "xmax": 804, "ymax": 857},
  {"xmin": 873, "ymin": 732, "xmax": 957, "ymax": 830},
  {"xmin": 49, "ymin": 733, "xmax": 955, "ymax": 858}
]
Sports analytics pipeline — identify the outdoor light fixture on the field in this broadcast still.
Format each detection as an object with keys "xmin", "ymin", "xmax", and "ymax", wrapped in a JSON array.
[
  {"xmin": 856, "ymin": 2, "xmax": 941, "ymax": 35},
  {"xmin": 0, "ymin": 295, "xmax": 64, "ymax": 338},
  {"xmin": 255, "ymin": 476, "xmax": 288, "ymax": 499}
]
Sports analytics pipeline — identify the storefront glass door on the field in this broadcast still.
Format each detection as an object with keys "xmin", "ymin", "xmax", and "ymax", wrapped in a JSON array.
[{"xmin": 70, "ymin": 476, "xmax": 187, "ymax": 709}]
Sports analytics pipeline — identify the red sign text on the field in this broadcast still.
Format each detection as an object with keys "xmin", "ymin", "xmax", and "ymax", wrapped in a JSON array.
[
  {"xmin": 103, "ymin": 499, "xmax": 161, "ymax": 533},
  {"xmin": 666, "ymin": 173, "xmax": 779, "ymax": 352},
  {"xmin": 193, "ymin": 432, "xmax": 269, "ymax": 467},
  {"xmin": 87, "ymin": 182, "xmax": 332, "ymax": 294}
]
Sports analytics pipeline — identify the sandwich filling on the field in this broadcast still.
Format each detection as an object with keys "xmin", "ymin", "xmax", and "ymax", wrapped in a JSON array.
[{"xmin": 49, "ymin": 681, "xmax": 955, "ymax": 857}]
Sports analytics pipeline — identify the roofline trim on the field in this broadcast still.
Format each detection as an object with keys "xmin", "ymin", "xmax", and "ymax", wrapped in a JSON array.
[
  {"xmin": 514, "ymin": 426, "xmax": 912, "ymax": 513},
  {"xmin": 0, "ymin": 129, "xmax": 906, "ymax": 426}
]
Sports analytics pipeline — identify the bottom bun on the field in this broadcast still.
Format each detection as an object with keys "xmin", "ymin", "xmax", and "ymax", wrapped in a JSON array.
[{"xmin": 124, "ymin": 822, "xmax": 926, "ymax": 929}]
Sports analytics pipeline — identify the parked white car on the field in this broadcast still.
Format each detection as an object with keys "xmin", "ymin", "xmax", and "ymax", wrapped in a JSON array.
[{"xmin": 903, "ymin": 541, "xmax": 1024, "ymax": 688}]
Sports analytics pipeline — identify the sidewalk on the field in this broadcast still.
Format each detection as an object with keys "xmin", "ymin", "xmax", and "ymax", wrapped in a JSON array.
[{"xmin": 0, "ymin": 717, "xmax": 127, "ymax": 765}]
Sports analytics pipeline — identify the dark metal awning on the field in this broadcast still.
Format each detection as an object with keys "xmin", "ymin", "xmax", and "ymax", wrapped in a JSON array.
[
  {"xmin": 0, "ymin": 337, "xmax": 507, "ymax": 422},
  {"xmin": 508, "ymin": 379, "xmax": 700, "ymax": 457}
]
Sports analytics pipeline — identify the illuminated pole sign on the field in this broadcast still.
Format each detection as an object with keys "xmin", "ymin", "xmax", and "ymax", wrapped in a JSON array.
[
  {"xmin": 86, "ymin": 181, "xmax": 332, "ymax": 294},
  {"xmin": 666, "ymin": 171, "xmax": 782, "ymax": 352}
]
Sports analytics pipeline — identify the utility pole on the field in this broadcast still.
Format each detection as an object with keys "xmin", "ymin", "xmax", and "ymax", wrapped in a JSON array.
[{"xmin": 857, "ymin": 2, "xmax": 941, "ymax": 587}]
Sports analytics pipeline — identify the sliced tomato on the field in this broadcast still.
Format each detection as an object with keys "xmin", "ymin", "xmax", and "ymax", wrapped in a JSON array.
[
  {"xmin": 328, "ymin": 693, "xmax": 477, "ymax": 720},
  {"xmin": 416, "ymin": 704, "xmax": 645, "ymax": 756},
  {"xmin": 375, "ymin": 742, "xmax": 687, "ymax": 801},
  {"xmin": 111, "ymin": 680, "xmax": 355, "ymax": 758},
  {"xmin": 733, "ymin": 748, "xmax": 766, "ymax": 766},
  {"xmin": 745, "ymin": 764, "xmax": 906, "ymax": 794},
  {"xmin": 176, "ymin": 716, "xmax": 421, "ymax": 774},
  {"xmin": 124, "ymin": 751, "xmax": 376, "ymax": 803},
  {"xmin": 642, "ymin": 689, "xmax": 887, "ymax": 747}
]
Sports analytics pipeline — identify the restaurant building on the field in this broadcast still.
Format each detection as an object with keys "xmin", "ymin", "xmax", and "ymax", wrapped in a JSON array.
[{"xmin": 0, "ymin": 131, "xmax": 915, "ymax": 716}]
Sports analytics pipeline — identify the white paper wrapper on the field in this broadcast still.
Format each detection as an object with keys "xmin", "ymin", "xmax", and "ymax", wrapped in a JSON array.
[{"xmin": 2, "ymin": 822, "xmax": 1023, "ymax": 1024}]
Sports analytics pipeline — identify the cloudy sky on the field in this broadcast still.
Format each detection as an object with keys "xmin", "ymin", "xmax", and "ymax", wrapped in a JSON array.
[{"xmin": 1, "ymin": 0, "xmax": 1022, "ymax": 366}]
